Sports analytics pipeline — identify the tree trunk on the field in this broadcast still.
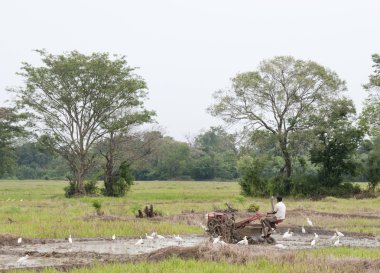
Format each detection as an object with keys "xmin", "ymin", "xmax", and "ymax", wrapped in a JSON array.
[
  {"xmin": 278, "ymin": 135, "xmax": 292, "ymax": 177},
  {"xmin": 104, "ymin": 132, "xmax": 115, "ymax": 195},
  {"xmin": 77, "ymin": 159, "xmax": 86, "ymax": 194}
]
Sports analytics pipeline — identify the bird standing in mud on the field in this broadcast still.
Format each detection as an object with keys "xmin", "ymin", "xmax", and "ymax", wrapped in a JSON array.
[
  {"xmin": 212, "ymin": 236, "xmax": 221, "ymax": 244},
  {"xmin": 335, "ymin": 229, "xmax": 344, "ymax": 237},
  {"xmin": 275, "ymin": 243, "xmax": 287, "ymax": 249},
  {"xmin": 174, "ymin": 234, "xmax": 184, "ymax": 242},
  {"xmin": 283, "ymin": 229, "xmax": 293, "ymax": 239},
  {"xmin": 311, "ymin": 238, "xmax": 316, "ymax": 247},
  {"xmin": 16, "ymin": 254, "xmax": 29, "ymax": 265},
  {"xmin": 112, "ymin": 234, "xmax": 116, "ymax": 241},
  {"xmin": 17, "ymin": 237, "xmax": 22, "ymax": 244},
  {"xmin": 68, "ymin": 235, "xmax": 72, "ymax": 244},
  {"xmin": 330, "ymin": 232, "xmax": 338, "ymax": 241},
  {"xmin": 135, "ymin": 237, "xmax": 143, "ymax": 245},
  {"xmin": 334, "ymin": 237, "xmax": 340, "ymax": 246},
  {"xmin": 301, "ymin": 226, "xmax": 306, "ymax": 234},
  {"xmin": 237, "ymin": 236, "xmax": 248, "ymax": 245},
  {"xmin": 306, "ymin": 217, "xmax": 313, "ymax": 226},
  {"xmin": 145, "ymin": 233, "xmax": 154, "ymax": 240},
  {"xmin": 156, "ymin": 234, "xmax": 165, "ymax": 239}
]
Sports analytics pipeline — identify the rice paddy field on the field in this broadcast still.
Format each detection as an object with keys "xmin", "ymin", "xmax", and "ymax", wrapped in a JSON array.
[{"xmin": 0, "ymin": 180, "xmax": 379, "ymax": 272}]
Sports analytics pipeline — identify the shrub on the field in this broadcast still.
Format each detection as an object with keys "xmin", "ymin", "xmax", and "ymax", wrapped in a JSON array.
[
  {"xmin": 103, "ymin": 161, "xmax": 134, "ymax": 197},
  {"xmin": 247, "ymin": 203, "xmax": 260, "ymax": 213},
  {"xmin": 237, "ymin": 155, "xmax": 270, "ymax": 196},
  {"xmin": 64, "ymin": 180, "xmax": 78, "ymax": 198},
  {"xmin": 85, "ymin": 180, "xmax": 99, "ymax": 195},
  {"xmin": 92, "ymin": 200, "xmax": 103, "ymax": 215}
]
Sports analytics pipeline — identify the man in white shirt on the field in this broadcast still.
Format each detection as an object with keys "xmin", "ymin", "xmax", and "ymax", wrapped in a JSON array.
[{"xmin": 260, "ymin": 196, "xmax": 286, "ymax": 237}]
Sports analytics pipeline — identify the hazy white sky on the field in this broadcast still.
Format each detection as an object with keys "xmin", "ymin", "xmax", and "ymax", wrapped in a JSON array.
[{"xmin": 1, "ymin": 0, "xmax": 379, "ymax": 140}]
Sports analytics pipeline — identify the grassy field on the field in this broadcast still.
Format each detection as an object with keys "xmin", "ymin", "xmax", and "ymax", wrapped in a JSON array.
[
  {"xmin": 1, "ymin": 180, "xmax": 380, "ymax": 273},
  {"xmin": 0, "ymin": 180, "xmax": 379, "ymax": 238},
  {"xmin": 9, "ymin": 247, "xmax": 380, "ymax": 273}
]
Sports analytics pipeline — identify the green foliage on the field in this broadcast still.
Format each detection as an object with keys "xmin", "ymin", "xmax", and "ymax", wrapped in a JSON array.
[
  {"xmin": 0, "ymin": 107, "xmax": 28, "ymax": 178},
  {"xmin": 13, "ymin": 50, "xmax": 153, "ymax": 195},
  {"xmin": 103, "ymin": 161, "xmax": 134, "ymax": 197},
  {"xmin": 237, "ymin": 155, "xmax": 270, "ymax": 196},
  {"xmin": 92, "ymin": 200, "xmax": 102, "ymax": 215},
  {"xmin": 85, "ymin": 180, "xmax": 99, "ymax": 195},
  {"xmin": 359, "ymin": 53, "xmax": 380, "ymax": 138},
  {"xmin": 310, "ymin": 99, "xmax": 363, "ymax": 188},
  {"xmin": 64, "ymin": 180, "xmax": 78, "ymax": 198},
  {"xmin": 247, "ymin": 203, "xmax": 260, "ymax": 212},
  {"xmin": 209, "ymin": 56, "xmax": 346, "ymax": 180},
  {"xmin": 366, "ymin": 140, "xmax": 380, "ymax": 191}
]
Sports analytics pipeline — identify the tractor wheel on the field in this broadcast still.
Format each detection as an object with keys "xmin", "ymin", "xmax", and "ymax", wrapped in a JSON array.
[{"xmin": 265, "ymin": 236, "xmax": 276, "ymax": 244}]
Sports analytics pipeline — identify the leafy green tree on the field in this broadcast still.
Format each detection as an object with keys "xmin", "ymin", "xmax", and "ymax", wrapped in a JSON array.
[
  {"xmin": 359, "ymin": 54, "xmax": 380, "ymax": 138},
  {"xmin": 99, "ymin": 99, "xmax": 154, "ymax": 197},
  {"xmin": 0, "ymin": 107, "xmax": 27, "ymax": 178},
  {"xmin": 103, "ymin": 161, "xmax": 134, "ymax": 197},
  {"xmin": 12, "ymin": 50, "xmax": 152, "ymax": 195},
  {"xmin": 209, "ymin": 56, "xmax": 346, "ymax": 183},
  {"xmin": 155, "ymin": 138, "xmax": 190, "ymax": 180},
  {"xmin": 366, "ymin": 140, "xmax": 380, "ymax": 192},
  {"xmin": 237, "ymin": 155, "xmax": 270, "ymax": 196},
  {"xmin": 310, "ymin": 99, "xmax": 364, "ymax": 187},
  {"xmin": 190, "ymin": 127, "xmax": 238, "ymax": 180}
]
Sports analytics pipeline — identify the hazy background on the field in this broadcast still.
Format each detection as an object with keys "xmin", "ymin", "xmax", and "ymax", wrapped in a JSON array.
[{"xmin": 1, "ymin": 0, "xmax": 379, "ymax": 140}]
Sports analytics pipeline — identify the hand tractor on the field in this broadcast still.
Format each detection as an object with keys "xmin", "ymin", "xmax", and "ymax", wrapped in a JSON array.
[{"xmin": 206, "ymin": 202, "xmax": 280, "ymax": 244}]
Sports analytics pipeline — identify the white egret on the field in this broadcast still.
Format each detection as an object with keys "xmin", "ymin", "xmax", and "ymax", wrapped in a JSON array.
[
  {"xmin": 306, "ymin": 217, "xmax": 313, "ymax": 226},
  {"xmin": 145, "ymin": 233, "xmax": 154, "ymax": 240},
  {"xmin": 275, "ymin": 243, "xmax": 287, "ymax": 249},
  {"xmin": 68, "ymin": 235, "xmax": 72, "ymax": 244},
  {"xmin": 314, "ymin": 233, "xmax": 319, "ymax": 239},
  {"xmin": 16, "ymin": 254, "xmax": 29, "ymax": 265},
  {"xmin": 17, "ymin": 237, "xmax": 22, "ymax": 244},
  {"xmin": 199, "ymin": 223, "xmax": 208, "ymax": 231},
  {"xmin": 335, "ymin": 229, "xmax": 344, "ymax": 237},
  {"xmin": 151, "ymin": 232, "xmax": 157, "ymax": 237},
  {"xmin": 213, "ymin": 236, "xmax": 221, "ymax": 244},
  {"xmin": 219, "ymin": 240, "xmax": 227, "ymax": 246},
  {"xmin": 135, "ymin": 237, "xmax": 143, "ymax": 245},
  {"xmin": 330, "ymin": 232, "xmax": 338, "ymax": 241},
  {"xmin": 156, "ymin": 234, "xmax": 165, "ymax": 239},
  {"xmin": 301, "ymin": 225, "xmax": 306, "ymax": 234},
  {"xmin": 237, "ymin": 236, "xmax": 248, "ymax": 245},
  {"xmin": 174, "ymin": 234, "xmax": 184, "ymax": 242},
  {"xmin": 310, "ymin": 239, "xmax": 316, "ymax": 247},
  {"xmin": 334, "ymin": 238, "xmax": 340, "ymax": 246},
  {"xmin": 283, "ymin": 231, "xmax": 293, "ymax": 239},
  {"xmin": 112, "ymin": 234, "xmax": 116, "ymax": 241}
]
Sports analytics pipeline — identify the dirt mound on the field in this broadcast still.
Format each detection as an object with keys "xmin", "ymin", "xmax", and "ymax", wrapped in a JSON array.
[
  {"xmin": 81, "ymin": 214, "xmax": 127, "ymax": 222},
  {"xmin": 0, "ymin": 234, "xmax": 33, "ymax": 246},
  {"xmin": 146, "ymin": 243, "xmax": 269, "ymax": 264}
]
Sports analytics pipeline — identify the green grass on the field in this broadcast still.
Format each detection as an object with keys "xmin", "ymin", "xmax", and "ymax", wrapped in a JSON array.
[
  {"xmin": 9, "ymin": 247, "xmax": 380, "ymax": 273},
  {"xmin": 0, "ymin": 180, "xmax": 379, "ymax": 238}
]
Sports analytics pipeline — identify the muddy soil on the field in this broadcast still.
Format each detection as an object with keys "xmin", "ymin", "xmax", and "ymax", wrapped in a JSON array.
[{"xmin": 1, "ymin": 230, "xmax": 379, "ymax": 272}]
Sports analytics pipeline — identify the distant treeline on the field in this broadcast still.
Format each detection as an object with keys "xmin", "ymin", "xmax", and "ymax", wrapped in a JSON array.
[{"xmin": 1, "ymin": 51, "xmax": 379, "ymax": 198}]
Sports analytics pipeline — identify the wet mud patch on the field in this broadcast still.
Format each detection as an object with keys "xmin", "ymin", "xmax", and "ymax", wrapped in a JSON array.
[{"xmin": 1, "ymin": 233, "xmax": 379, "ymax": 272}]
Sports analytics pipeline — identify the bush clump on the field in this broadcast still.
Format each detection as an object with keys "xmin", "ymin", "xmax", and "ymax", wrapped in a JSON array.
[{"xmin": 247, "ymin": 203, "xmax": 260, "ymax": 213}]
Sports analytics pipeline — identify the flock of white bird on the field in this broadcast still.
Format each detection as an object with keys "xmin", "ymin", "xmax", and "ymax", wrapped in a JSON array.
[
  {"xmin": 274, "ymin": 217, "xmax": 345, "ymax": 249},
  {"xmin": 14, "ymin": 216, "xmax": 346, "ymax": 265},
  {"xmin": 134, "ymin": 232, "xmax": 183, "ymax": 246}
]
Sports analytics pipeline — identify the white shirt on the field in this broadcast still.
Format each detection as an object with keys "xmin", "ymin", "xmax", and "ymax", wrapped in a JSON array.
[{"xmin": 274, "ymin": 201, "xmax": 286, "ymax": 220}]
